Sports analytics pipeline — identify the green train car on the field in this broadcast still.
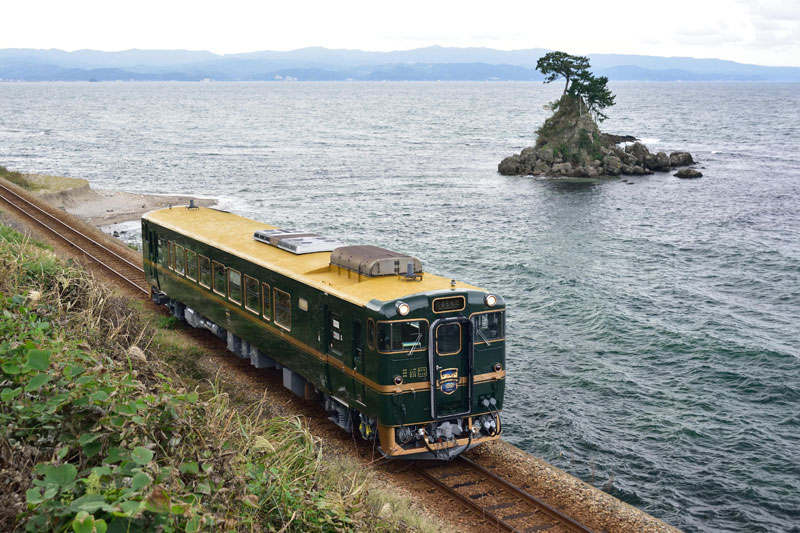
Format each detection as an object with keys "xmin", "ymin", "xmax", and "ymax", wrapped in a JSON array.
[{"xmin": 141, "ymin": 205, "xmax": 505, "ymax": 459}]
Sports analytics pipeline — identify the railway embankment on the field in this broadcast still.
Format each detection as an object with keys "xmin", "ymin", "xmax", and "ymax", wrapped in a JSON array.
[{"xmin": 0, "ymin": 219, "xmax": 443, "ymax": 532}]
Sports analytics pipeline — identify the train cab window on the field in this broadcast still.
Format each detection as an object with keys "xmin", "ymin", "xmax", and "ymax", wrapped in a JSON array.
[
  {"xmin": 228, "ymin": 269, "xmax": 242, "ymax": 304},
  {"xmin": 436, "ymin": 323, "xmax": 461, "ymax": 356},
  {"xmin": 473, "ymin": 311, "xmax": 504, "ymax": 343},
  {"xmin": 329, "ymin": 312, "xmax": 343, "ymax": 355},
  {"xmin": 377, "ymin": 320, "xmax": 428, "ymax": 354},
  {"xmin": 274, "ymin": 288, "xmax": 291, "ymax": 331},
  {"xmin": 175, "ymin": 245, "xmax": 185, "ymax": 275},
  {"xmin": 261, "ymin": 283, "xmax": 271, "ymax": 320},
  {"xmin": 367, "ymin": 318, "xmax": 376, "ymax": 350},
  {"xmin": 244, "ymin": 275, "xmax": 260, "ymax": 313},
  {"xmin": 198, "ymin": 255, "xmax": 211, "ymax": 288},
  {"xmin": 212, "ymin": 261, "xmax": 226, "ymax": 296},
  {"xmin": 186, "ymin": 250, "xmax": 197, "ymax": 281}
]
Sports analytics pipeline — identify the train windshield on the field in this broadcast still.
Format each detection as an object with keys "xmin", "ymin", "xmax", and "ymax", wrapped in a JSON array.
[
  {"xmin": 473, "ymin": 311, "xmax": 504, "ymax": 342},
  {"xmin": 377, "ymin": 320, "xmax": 428, "ymax": 353}
]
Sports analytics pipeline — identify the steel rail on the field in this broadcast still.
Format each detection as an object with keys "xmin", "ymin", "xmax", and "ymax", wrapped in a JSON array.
[
  {"xmin": 458, "ymin": 456, "xmax": 595, "ymax": 533},
  {"xmin": 0, "ymin": 182, "xmax": 145, "ymax": 273},
  {"xmin": 0, "ymin": 182, "xmax": 148, "ymax": 295},
  {"xmin": 414, "ymin": 456, "xmax": 594, "ymax": 533}
]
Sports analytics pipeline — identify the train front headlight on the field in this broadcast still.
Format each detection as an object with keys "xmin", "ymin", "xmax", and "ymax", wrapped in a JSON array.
[
  {"xmin": 484, "ymin": 294, "xmax": 497, "ymax": 307},
  {"xmin": 396, "ymin": 301, "xmax": 410, "ymax": 316}
]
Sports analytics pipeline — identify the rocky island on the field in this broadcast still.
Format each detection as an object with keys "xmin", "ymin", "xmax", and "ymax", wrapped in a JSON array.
[{"xmin": 499, "ymin": 52, "xmax": 700, "ymax": 179}]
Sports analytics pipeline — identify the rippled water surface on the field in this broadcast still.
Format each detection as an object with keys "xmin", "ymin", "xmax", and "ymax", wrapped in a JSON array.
[{"xmin": 2, "ymin": 81, "xmax": 799, "ymax": 532}]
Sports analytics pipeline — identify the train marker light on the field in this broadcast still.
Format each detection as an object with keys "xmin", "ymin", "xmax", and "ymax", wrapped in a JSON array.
[
  {"xmin": 485, "ymin": 294, "xmax": 497, "ymax": 307},
  {"xmin": 396, "ymin": 301, "xmax": 410, "ymax": 316}
]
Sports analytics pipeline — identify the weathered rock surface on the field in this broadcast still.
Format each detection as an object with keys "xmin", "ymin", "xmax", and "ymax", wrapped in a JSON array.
[
  {"xmin": 498, "ymin": 94, "xmax": 698, "ymax": 178},
  {"xmin": 674, "ymin": 168, "xmax": 703, "ymax": 179}
]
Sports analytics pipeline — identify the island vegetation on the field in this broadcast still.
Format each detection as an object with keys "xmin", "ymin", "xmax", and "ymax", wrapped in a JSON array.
[{"xmin": 499, "ymin": 52, "xmax": 698, "ymax": 179}]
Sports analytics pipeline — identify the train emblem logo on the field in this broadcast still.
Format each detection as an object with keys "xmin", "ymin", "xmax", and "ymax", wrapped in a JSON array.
[{"xmin": 439, "ymin": 368, "xmax": 459, "ymax": 395}]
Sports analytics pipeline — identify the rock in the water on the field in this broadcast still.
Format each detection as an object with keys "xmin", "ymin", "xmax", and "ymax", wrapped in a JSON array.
[
  {"xmin": 551, "ymin": 162, "xmax": 572, "ymax": 175},
  {"xmin": 646, "ymin": 152, "xmax": 671, "ymax": 172},
  {"xmin": 601, "ymin": 133, "xmax": 638, "ymax": 145},
  {"xmin": 603, "ymin": 155, "xmax": 622, "ymax": 176},
  {"xmin": 626, "ymin": 142, "xmax": 650, "ymax": 165},
  {"xmin": 498, "ymin": 155, "xmax": 523, "ymax": 175},
  {"xmin": 674, "ymin": 168, "xmax": 703, "ymax": 179},
  {"xmin": 670, "ymin": 151, "xmax": 695, "ymax": 167}
]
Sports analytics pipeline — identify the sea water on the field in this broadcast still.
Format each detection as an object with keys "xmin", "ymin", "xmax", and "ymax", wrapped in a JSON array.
[{"xmin": 1, "ymin": 81, "xmax": 798, "ymax": 532}]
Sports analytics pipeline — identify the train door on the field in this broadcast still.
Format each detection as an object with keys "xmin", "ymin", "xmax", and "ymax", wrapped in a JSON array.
[
  {"xmin": 429, "ymin": 317, "xmax": 473, "ymax": 419},
  {"xmin": 352, "ymin": 319, "xmax": 365, "ymax": 403}
]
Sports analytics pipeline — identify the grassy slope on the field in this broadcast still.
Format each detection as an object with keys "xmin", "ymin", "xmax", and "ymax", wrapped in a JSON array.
[
  {"xmin": 0, "ymin": 222, "xmax": 438, "ymax": 533},
  {"xmin": 0, "ymin": 166, "xmax": 87, "ymax": 194}
]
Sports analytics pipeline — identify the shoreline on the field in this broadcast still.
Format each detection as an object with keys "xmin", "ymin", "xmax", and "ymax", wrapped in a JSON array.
[{"xmin": 19, "ymin": 172, "xmax": 218, "ymax": 226}]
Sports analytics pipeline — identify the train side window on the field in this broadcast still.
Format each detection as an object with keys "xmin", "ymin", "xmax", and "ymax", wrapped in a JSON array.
[
  {"xmin": 228, "ymin": 269, "xmax": 242, "ymax": 304},
  {"xmin": 198, "ymin": 255, "xmax": 211, "ymax": 288},
  {"xmin": 175, "ymin": 245, "xmax": 185, "ymax": 276},
  {"xmin": 157, "ymin": 239, "xmax": 166, "ymax": 266},
  {"xmin": 186, "ymin": 250, "xmax": 197, "ymax": 281},
  {"xmin": 274, "ymin": 288, "xmax": 291, "ymax": 331},
  {"xmin": 377, "ymin": 320, "xmax": 427, "ymax": 353},
  {"xmin": 473, "ymin": 311, "xmax": 504, "ymax": 342},
  {"xmin": 367, "ymin": 318, "xmax": 376, "ymax": 350},
  {"xmin": 261, "ymin": 283, "xmax": 271, "ymax": 320},
  {"xmin": 329, "ymin": 312, "xmax": 343, "ymax": 355},
  {"xmin": 167, "ymin": 242, "xmax": 174, "ymax": 270},
  {"xmin": 212, "ymin": 261, "xmax": 226, "ymax": 296},
  {"xmin": 244, "ymin": 275, "xmax": 260, "ymax": 313}
]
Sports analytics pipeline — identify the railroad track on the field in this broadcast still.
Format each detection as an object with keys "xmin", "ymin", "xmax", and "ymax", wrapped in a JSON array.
[
  {"xmin": 415, "ymin": 456, "xmax": 594, "ymax": 533},
  {"xmin": 0, "ymin": 181, "xmax": 148, "ymax": 296}
]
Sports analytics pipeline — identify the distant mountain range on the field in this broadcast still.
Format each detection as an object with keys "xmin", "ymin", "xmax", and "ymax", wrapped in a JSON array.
[{"xmin": 1, "ymin": 46, "xmax": 798, "ymax": 82}]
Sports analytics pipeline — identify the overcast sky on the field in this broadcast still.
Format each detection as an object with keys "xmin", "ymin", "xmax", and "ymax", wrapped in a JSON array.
[{"xmin": 3, "ymin": 0, "xmax": 799, "ymax": 67}]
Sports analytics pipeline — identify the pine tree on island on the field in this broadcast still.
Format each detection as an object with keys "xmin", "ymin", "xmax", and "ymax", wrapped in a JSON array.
[
  {"xmin": 497, "ymin": 51, "xmax": 697, "ymax": 178},
  {"xmin": 536, "ymin": 51, "xmax": 615, "ymax": 121}
]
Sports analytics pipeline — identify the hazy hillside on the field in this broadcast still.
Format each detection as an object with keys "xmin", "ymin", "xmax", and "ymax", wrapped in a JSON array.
[{"xmin": 1, "ymin": 46, "xmax": 798, "ymax": 81}]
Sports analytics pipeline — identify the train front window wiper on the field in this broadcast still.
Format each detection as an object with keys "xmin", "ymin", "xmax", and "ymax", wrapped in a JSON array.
[
  {"xmin": 407, "ymin": 331, "xmax": 422, "ymax": 356},
  {"xmin": 476, "ymin": 326, "xmax": 493, "ymax": 346}
]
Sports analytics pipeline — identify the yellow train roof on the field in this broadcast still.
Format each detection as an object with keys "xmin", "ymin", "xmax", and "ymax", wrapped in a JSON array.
[{"xmin": 143, "ymin": 206, "xmax": 482, "ymax": 307}]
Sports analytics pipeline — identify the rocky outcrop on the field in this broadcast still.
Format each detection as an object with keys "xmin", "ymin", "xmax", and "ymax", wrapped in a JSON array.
[
  {"xmin": 674, "ymin": 168, "xmax": 703, "ymax": 179},
  {"xmin": 498, "ymin": 94, "xmax": 698, "ymax": 178}
]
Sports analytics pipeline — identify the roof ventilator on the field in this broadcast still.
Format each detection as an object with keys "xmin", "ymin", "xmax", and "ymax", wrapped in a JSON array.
[
  {"xmin": 330, "ymin": 245, "xmax": 422, "ymax": 281},
  {"xmin": 253, "ymin": 228, "xmax": 345, "ymax": 255},
  {"xmin": 187, "ymin": 199, "xmax": 199, "ymax": 210}
]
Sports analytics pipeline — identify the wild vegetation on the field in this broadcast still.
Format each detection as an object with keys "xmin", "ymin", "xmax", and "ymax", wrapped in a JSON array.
[
  {"xmin": 536, "ymin": 51, "xmax": 615, "ymax": 121},
  {"xmin": 0, "ymin": 223, "xmax": 438, "ymax": 532}
]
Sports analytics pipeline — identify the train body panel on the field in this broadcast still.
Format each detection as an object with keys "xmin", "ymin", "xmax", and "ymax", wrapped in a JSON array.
[{"xmin": 142, "ymin": 206, "xmax": 505, "ymax": 458}]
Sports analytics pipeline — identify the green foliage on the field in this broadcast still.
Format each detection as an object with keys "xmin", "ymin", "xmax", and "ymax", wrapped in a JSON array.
[
  {"xmin": 0, "ymin": 165, "xmax": 35, "ymax": 189},
  {"xmin": 569, "ymin": 72, "xmax": 616, "ymax": 121},
  {"xmin": 154, "ymin": 315, "xmax": 179, "ymax": 329},
  {"xmin": 0, "ymin": 226, "xmax": 421, "ymax": 533},
  {"xmin": 536, "ymin": 51, "xmax": 590, "ymax": 95},
  {"xmin": 536, "ymin": 51, "xmax": 616, "ymax": 121},
  {"xmin": 0, "ymin": 225, "xmax": 52, "ymax": 250}
]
